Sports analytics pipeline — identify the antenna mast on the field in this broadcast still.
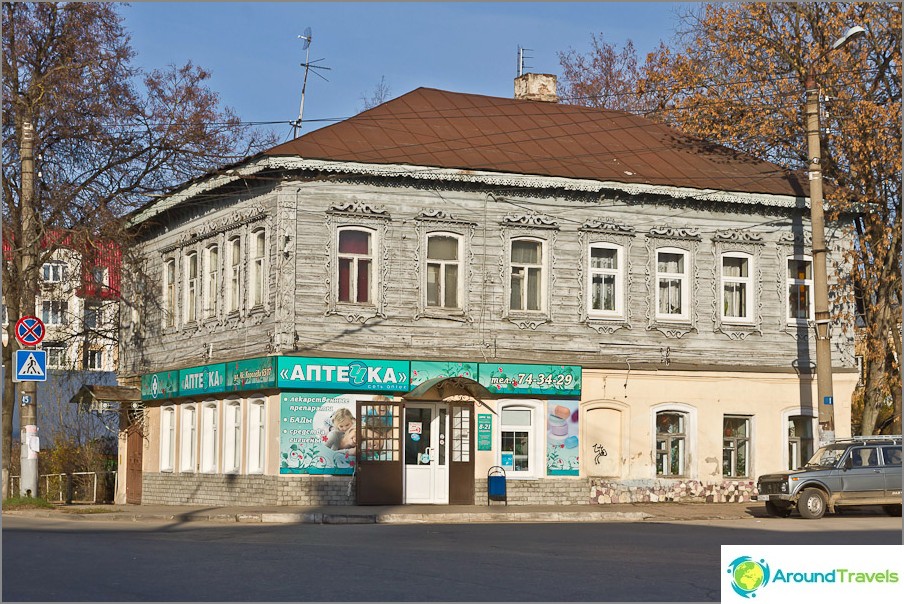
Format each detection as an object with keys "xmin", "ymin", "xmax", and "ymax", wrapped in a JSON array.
[
  {"xmin": 517, "ymin": 45, "xmax": 533, "ymax": 77},
  {"xmin": 292, "ymin": 27, "xmax": 331, "ymax": 139}
]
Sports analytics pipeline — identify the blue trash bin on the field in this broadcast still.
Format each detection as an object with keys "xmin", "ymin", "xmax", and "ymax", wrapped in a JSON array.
[{"xmin": 487, "ymin": 466, "xmax": 506, "ymax": 505}]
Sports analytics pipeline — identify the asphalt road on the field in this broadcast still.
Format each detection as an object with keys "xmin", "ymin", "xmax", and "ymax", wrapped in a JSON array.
[{"xmin": 2, "ymin": 515, "xmax": 901, "ymax": 602}]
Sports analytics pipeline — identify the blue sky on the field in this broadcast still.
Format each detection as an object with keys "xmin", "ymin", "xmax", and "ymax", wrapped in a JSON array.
[{"xmin": 121, "ymin": 2, "xmax": 688, "ymax": 140}]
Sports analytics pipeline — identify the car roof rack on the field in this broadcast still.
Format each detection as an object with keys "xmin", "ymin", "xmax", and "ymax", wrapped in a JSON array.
[{"xmin": 833, "ymin": 435, "xmax": 901, "ymax": 444}]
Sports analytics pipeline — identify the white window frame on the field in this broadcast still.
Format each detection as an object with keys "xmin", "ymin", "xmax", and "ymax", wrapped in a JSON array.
[
  {"xmin": 42, "ymin": 261, "xmax": 67, "ymax": 284},
  {"xmin": 86, "ymin": 348, "xmax": 104, "ymax": 371},
  {"xmin": 184, "ymin": 251, "xmax": 198, "ymax": 323},
  {"xmin": 509, "ymin": 237, "xmax": 546, "ymax": 313},
  {"xmin": 425, "ymin": 232, "xmax": 463, "ymax": 310},
  {"xmin": 160, "ymin": 406, "xmax": 176, "ymax": 472},
  {"xmin": 250, "ymin": 229, "xmax": 266, "ymax": 308},
  {"xmin": 41, "ymin": 300, "xmax": 67, "ymax": 326},
  {"xmin": 84, "ymin": 301, "xmax": 102, "ymax": 329},
  {"xmin": 163, "ymin": 258, "xmax": 176, "ymax": 327},
  {"xmin": 247, "ymin": 398, "xmax": 266, "ymax": 474},
  {"xmin": 337, "ymin": 227, "xmax": 375, "ymax": 304},
  {"xmin": 782, "ymin": 408, "xmax": 816, "ymax": 471},
  {"xmin": 45, "ymin": 345, "xmax": 66, "ymax": 369},
  {"xmin": 200, "ymin": 401, "xmax": 219, "ymax": 473},
  {"xmin": 652, "ymin": 404, "xmax": 696, "ymax": 478},
  {"xmin": 180, "ymin": 403, "xmax": 197, "ymax": 473},
  {"xmin": 223, "ymin": 399, "xmax": 242, "ymax": 474},
  {"xmin": 720, "ymin": 252, "xmax": 754, "ymax": 324},
  {"xmin": 496, "ymin": 400, "xmax": 544, "ymax": 479},
  {"xmin": 655, "ymin": 247, "xmax": 690, "ymax": 321},
  {"xmin": 587, "ymin": 242, "xmax": 624, "ymax": 318},
  {"xmin": 226, "ymin": 236, "xmax": 242, "ymax": 313},
  {"xmin": 786, "ymin": 255, "xmax": 814, "ymax": 323},
  {"xmin": 204, "ymin": 244, "xmax": 219, "ymax": 319}
]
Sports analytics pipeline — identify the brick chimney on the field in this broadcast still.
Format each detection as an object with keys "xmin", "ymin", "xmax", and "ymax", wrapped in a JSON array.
[{"xmin": 514, "ymin": 73, "xmax": 558, "ymax": 103}]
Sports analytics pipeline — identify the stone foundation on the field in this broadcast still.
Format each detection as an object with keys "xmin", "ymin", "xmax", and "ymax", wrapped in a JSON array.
[
  {"xmin": 590, "ymin": 478, "xmax": 757, "ymax": 504},
  {"xmin": 142, "ymin": 473, "xmax": 356, "ymax": 506}
]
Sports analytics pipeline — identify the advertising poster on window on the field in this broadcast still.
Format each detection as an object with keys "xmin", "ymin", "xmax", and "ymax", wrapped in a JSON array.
[
  {"xmin": 547, "ymin": 400, "xmax": 580, "ymax": 475},
  {"xmin": 279, "ymin": 393, "xmax": 360, "ymax": 475}
]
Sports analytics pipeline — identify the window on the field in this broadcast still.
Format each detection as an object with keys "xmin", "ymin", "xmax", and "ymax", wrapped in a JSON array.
[
  {"xmin": 224, "ymin": 400, "xmax": 242, "ymax": 474},
  {"xmin": 91, "ymin": 266, "xmax": 108, "ymax": 287},
  {"xmin": 160, "ymin": 406, "xmax": 176, "ymax": 472},
  {"xmin": 338, "ymin": 228, "xmax": 373, "ymax": 303},
  {"xmin": 498, "ymin": 403, "xmax": 542, "ymax": 477},
  {"xmin": 86, "ymin": 349, "xmax": 103, "ymax": 371},
  {"xmin": 180, "ymin": 404, "xmax": 197, "ymax": 472},
  {"xmin": 588, "ymin": 243, "xmax": 623, "ymax": 317},
  {"xmin": 204, "ymin": 245, "xmax": 219, "ymax": 319},
  {"xmin": 42, "ymin": 261, "xmax": 67, "ymax": 283},
  {"xmin": 426, "ymin": 234, "xmax": 461, "ymax": 309},
  {"xmin": 184, "ymin": 252, "xmax": 198, "ymax": 323},
  {"xmin": 787, "ymin": 415, "xmax": 814, "ymax": 470},
  {"xmin": 45, "ymin": 346, "xmax": 66, "ymax": 369},
  {"xmin": 163, "ymin": 259, "xmax": 176, "ymax": 327},
  {"xmin": 250, "ymin": 230, "xmax": 266, "ymax": 307},
  {"xmin": 721, "ymin": 253, "xmax": 753, "ymax": 322},
  {"xmin": 510, "ymin": 239, "xmax": 544, "ymax": 311},
  {"xmin": 200, "ymin": 402, "xmax": 218, "ymax": 473},
  {"xmin": 85, "ymin": 302, "xmax": 101, "ymax": 329},
  {"xmin": 655, "ymin": 411, "xmax": 687, "ymax": 476},
  {"xmin": 247, "ymin": 399, "xmax": 266, "ymax": 473},
  {"xmin": 655, "ymin": 249, "xmax": 689, "ymax": 320},
  {"xmin": 42, "ymin": 300, "xmax": 67, "ymax": 325},
  {"xmin": 723, "ymin": 416, "xmax": 750, "ymax": 477},
  {"xmin": 227, "ymin": 237, "xmax": 241, "ymax": 312},
  {"xmin": 787, "ymin": 257, "xmax": 813, "ymax": 321},
  {"xmin": 882, "ymin": 446, "xmax": 902, "ymax": 466}
]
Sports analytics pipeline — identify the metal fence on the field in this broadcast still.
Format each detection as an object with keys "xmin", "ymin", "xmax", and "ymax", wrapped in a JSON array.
[{"xmin": 9, "ymin": 471, "xmax": 117, "ymax": 504}]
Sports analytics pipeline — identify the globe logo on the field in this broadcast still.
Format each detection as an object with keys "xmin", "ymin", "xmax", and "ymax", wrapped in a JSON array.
[{"xmin": 727, "ymin": 556, "xmax": 770, "ymax": 598}]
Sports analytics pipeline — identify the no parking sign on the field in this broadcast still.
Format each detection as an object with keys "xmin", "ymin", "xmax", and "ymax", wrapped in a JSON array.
[{"xmin": 15, "ymin": 316, "xmax": 45, "ymax": 347}]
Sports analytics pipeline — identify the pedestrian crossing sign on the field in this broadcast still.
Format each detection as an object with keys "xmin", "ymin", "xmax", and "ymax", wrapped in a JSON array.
[{"xmin": 14, "ymin": 349, "xmax": 47, "ymax": 382}]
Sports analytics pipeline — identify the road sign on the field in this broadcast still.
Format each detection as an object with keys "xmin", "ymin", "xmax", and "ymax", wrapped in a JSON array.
[
  {"xmin": 14, "ymin": 349, "xmax": 47, "ymax": 382},
  {"xmin": 15, "ymin": 316, "xmax": 46, "ymax": 346}
]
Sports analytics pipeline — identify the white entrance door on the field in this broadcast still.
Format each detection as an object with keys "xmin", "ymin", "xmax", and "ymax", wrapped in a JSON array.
[{"xmin": 404, "ymin": 404, "xmax": 449, "ymax": 504}]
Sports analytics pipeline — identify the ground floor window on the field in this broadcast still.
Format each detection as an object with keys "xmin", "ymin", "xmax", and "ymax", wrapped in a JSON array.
[
  {"xmin": 160, "ymin": 406, "xmax": 175, "ymax": 472},
  {"xmin": 247, "ymin": 398, "xmax": 266, "ymax": 473},
  {"xmin": 787, "ymin": 414, "xmax": 814, "ymax": 470},
  {"xmin": 200, "ymin": 402, "xmax": 219, "ymax": 473},
  {"xmin": 655, "ymin": 411, "xmax": 687, "ymax": 477},
  {"xmin": 498, "ymin": 402, "xmax": 542, "ymax": 477},
  {"xmin": 180, "ymin": 404, "xmax": 197, "ymax": 472},
  {"xmin": 223, "ymin": 400, "xmax": 242, "ymax": 473},
  {"xmin": 722, "ymin": 416, "xmax": 750, "ymax": 477}
]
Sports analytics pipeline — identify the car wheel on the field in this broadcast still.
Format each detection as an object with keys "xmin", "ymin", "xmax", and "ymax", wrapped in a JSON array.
[
  {"xmin": 765, "ymin": 500, "xmax": 793, "ymax": 518},
  {"xmin": 797, "ymin": 488, "xmax": 827, "ymax": 519},
  {"xmin": 883, "ymin": 504, "xmax": 902, "ymax": 517}
]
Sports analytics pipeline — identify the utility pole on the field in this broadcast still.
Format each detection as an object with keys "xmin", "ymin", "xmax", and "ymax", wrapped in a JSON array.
[{"xmin": 19, "ymin": 120, "xmax": 39, "ymax": 497}]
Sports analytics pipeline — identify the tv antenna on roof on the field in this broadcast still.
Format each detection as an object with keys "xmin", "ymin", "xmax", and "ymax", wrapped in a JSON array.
[
  {"xmin": 517, "ymin": 45, "xmax": 533, "ymax": 77},
  {"xmin": 292, "ymin": 27, "xmax": 332, "ymax": 139}
]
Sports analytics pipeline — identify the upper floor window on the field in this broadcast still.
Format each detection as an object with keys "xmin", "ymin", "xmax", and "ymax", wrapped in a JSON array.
[
  {"xmin": 250, "ymin": 230, "xmax": 266, "ymax": 308},
  {"xmin": 204, "ymin": 245, "xmax": 219, "ymax": 319},
  {"xmin": 722, "ymin": 416, "xmax": 750, "ymax": 477},
  {"xmin": 91, "ymin": 266, "xmax": 108, "ymax": 287},
  {"xmin": 721, "ymin": 253, "xmax": 753, "ymax": 323},
  {"xmin": 184, "ymin": 252, "xmax": 198, "ymax": 323},
  {"xmin": 45, "ymin": 345, "xmax": 66, "ymax": 369},
  {"xmin": 588, "ymin": 243, "xmax": 624, "ymax": 317},
  {"xmin": 426, "ymin": 234, "xmax": 461, "ymax": 309},
  {"xmin": 338, "ymin": 228, "xmax": 373, "ymax": 304},
  {"xmin": 655, "ymin": 411, "xmax": 687, "ymax": 477},
  {"xmin": 227, "ymin": 237, "xmax": 241, "ymax": 313},
  {"xmin": 86, "ymin": 348, "xmax": 104, "ymax": 371},
  {"xmin": 509, "ymin": 238, "xmax": 544, "ymax": 312},
  {"xmin": 85, "ymin": 302, "xmax": 101, "ymax": 329},
  {"xmin": 43, "ymin": 261, "xmax": 67, "ymax": 283},
  {"xmin": 787, "ymin": 257, "xmax": 813, "ymax": 322},
  {"xmin": 42, "ymin": 300, "xmax": 67, "ymax": 326},
  {"xmin": 163, "ymin": 259, "xmax": 176, "ymax": 327},
  {"xmin": 655, "ymin": 248, "xmax": 689, "ymax": 320}
]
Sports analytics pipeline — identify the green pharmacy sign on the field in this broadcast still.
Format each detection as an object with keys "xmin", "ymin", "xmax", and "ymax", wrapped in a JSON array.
[
  {"xmin": 478, "ymin": 363, "xmax": 581, "ymax": 397},
  {"xmin": 277, "ymin": 357, "xmax": 410, "ymax": 392},
  {"xmin": 178, "ymin": 363, "xmax": 226, "ymax": 397},
  {"xmin": 226, "ymin": 357, "xmax": 277, "ymax": 391},
  {"xmin": 141, "ymin": 370, "xmax": 179, "ymax": 401},
  {"xmin": 477, "ymin": 413, "xmax": 493, "ymax": 451},
  {"xmin": 410, "ymin": 361, "xmax": 478, "ymax": 387}
]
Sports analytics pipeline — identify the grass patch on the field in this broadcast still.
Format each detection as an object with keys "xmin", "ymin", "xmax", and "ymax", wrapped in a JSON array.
[
  {"xmin": 62, "ymin": 506, "xmax": 119, "ymax": 514},
  {"xmin": 2, "ymin": 496, "xmax": 55, "ymax": 511}
]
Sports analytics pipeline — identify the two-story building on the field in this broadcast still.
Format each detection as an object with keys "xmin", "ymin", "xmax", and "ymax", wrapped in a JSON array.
[{"xmin": 116, "ymin": 75, "xmax": 858, "ymax": 507}]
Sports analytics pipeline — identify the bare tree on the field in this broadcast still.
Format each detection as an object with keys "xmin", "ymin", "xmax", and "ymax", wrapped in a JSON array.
[{"xmin": 360, "ymin": 75, "xmax": 392, "ymax": 111}]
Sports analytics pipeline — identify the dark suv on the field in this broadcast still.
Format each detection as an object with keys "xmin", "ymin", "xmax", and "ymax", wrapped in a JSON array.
[{"xmin": 756, "ymin": 436, "xmax": 902, "ymax": 519}]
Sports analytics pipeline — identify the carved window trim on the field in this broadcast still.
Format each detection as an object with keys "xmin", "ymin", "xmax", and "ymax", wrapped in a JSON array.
[
  {"xmin": 500, "ymin": 214, "xmax": 558, "ymax": 330},
  {"xmin": 248, "ymin": 226, "xmax": 269, "ymax": 312},
  {"xmin": 711, "ymin": 230, "xmax": 765, "ymax": 340},
  {"xmin": 645, "ymin": 227, "xmax": 700, "ymax": 338},
  {"xmin": 578, "ymin": 219, "xmax": 635, "ymax": 334},
  {"xmin": 162, "ymin": 256, "xmax": 177, "ymax": 331},
  {"xmin": 775, "ymin": 231, "xmax": 815, "ymax": 339},
  {"xmin": 414, "ymin": 211, "xmax": 475, "ymax": 322},
  {"xmin": 325, "ymin": 201, "xmax": 391, "ymax": 324}
]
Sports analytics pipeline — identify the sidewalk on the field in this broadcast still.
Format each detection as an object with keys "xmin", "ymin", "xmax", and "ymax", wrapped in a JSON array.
[{"xmin": 2, "ymin": 501, "xmax": 763, "ymax": 525}]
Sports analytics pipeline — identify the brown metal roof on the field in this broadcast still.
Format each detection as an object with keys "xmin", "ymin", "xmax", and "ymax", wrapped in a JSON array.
[{"xmin": 265, "ymin": 87, "xmax": 807, "ymax": 197}]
